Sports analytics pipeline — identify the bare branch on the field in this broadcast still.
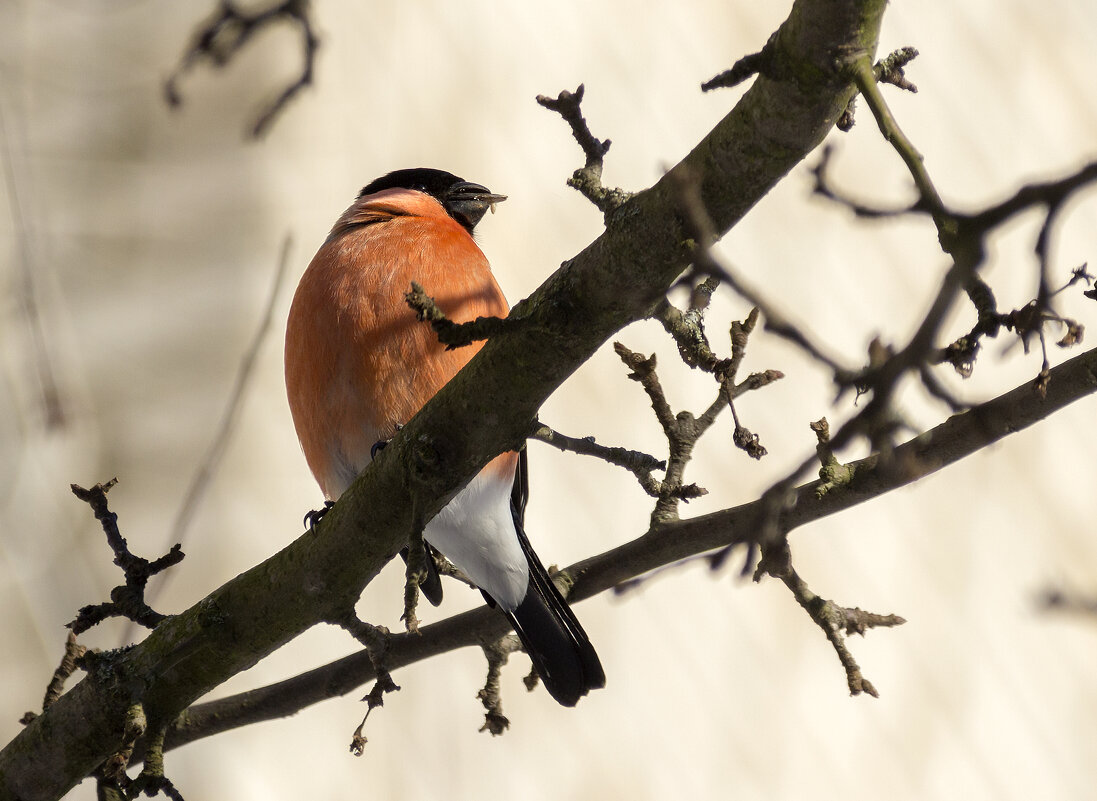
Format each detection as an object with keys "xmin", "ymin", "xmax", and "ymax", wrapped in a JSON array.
[
  {"xmin": 0, "ymin": 100, "xmax": 65, "ymax": 428},
  {"xmin": 669, "ymin": 165, "xmax": 853, "ymax": 379},
  {"xmin": 69, "ymin": 481, "xmax": 184, "ymax": 635},
  {"xmin": 165, "ymin": 0, "xmax": 319, "ymax": 139},
  {"xmin": 107, "ymin": 726, "xmax": 184, "ymax": 801},
  {"xmin": 701, "ymin": 40, "xmax": 777, "ymax": 92},
  {"xmin": 968, "ymin": 162, "xmax": 1097, "ymax": 234},
  {"xmin": 536, "ymin": 85, "xmax": 633, "ymax": 215},
  {"xmin": 401, "ymin": 518, "xmax": 426, "ymax": 635},
  {"xmin": 529, "ymin": 422, "xmax": 666, "ymax": 495},
  {"xmin": 842, "ymin": 53, "xmax": 946, "ymax": 220},
  {"xmin": 129, "ymin": 236, "xmax": 293, "ymax": 642},
  {"xmin": 613, "ymin": 333, "xmax": 780, "ymax": 523},
  {"xmin": 819, "ymin": 143, "xmax": 1095, "ymax": 383},
  {"xmin": 834, "ymin": 53, "xmax": 1094, "ymax": 396},
  {"xmin": 348, "ymin": 670, "xmax": 399, "ymax": 757},
  {"xmin": 811, "ymin": 143, "xmax": 919, "ymax": 218},
  {"xmin": 651, "ymin": 279, "xmax": 727, "ymax": 373},
  {"xmin": 20, "ymin": 632, "xmax": 87, "ymax": 729},
  {"xmin": 875, "ymin": 46, "xmax": 920, "ymax": 92},
  {"xmin": 477, "ymin": 635, "xmax": 522, "ymax": 736},
  {"xmin": 99, "ymin": 702, "xmax": 146, "ymax": 786},
  {"xmin": 613, "ymin": 344, "xmax": 677, "ymax": 435},
  {"xmin": 1040, "ymin": 587, "xmax": 1097, "ymax": 618},
  {"xmin": 758, "ymin": 539, "xmax": 904, "ymax": 697},
  {"xmin": 44, "ymin": 632, "xmax": 86, "ymax": 712},
  {"xmin": 404, "ymin": 281, "xmax": 525, "ymax": 348},
  {"xmin": 838, "ymin": 46, "xmax": 919, "ymax": 132}
]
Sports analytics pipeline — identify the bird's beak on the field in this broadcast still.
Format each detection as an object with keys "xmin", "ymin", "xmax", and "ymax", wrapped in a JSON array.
[
  {"xmin": 445, "ymin": 183, "xmax": 507, "ymax": 230},
  {"xmin": 467, "ymin": 186, "xmax": 508, "ymax": 211},
  {"xmin": 472, "ymin": 190, "xmax": 506, "ymax": 215}
]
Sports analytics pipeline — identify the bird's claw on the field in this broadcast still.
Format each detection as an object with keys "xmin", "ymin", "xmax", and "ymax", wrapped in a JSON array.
[
  {"xmin": 370, "ymin": 423, "xmax": 404, "ymax": 460},
  {"xmin": 303, "ymin": 500, "xmax": 336, "ymax": 531}
]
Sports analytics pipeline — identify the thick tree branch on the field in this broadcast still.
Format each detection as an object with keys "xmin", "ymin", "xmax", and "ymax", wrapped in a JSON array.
[{"xmin": 0, "ymin": 2, "xmax": 889, "ymax": 797}]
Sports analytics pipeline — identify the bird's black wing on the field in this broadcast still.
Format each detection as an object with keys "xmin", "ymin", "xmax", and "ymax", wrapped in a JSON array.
[
  {"xmin": 504, "ymin": 445, "xmax": 605, "ymax": 706},
  {"xmin": 511, "ymin": 445, "xmax": 529, "ymax": 528}
]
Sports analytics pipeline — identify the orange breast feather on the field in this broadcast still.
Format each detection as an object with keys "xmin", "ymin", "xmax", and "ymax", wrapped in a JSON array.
[{"xmin": 285, "ymin": 190, "xmax": 510, "ymax": 499}]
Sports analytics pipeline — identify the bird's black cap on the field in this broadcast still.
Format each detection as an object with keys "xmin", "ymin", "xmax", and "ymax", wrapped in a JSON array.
[
  {"xmin": 359, "ymin": 167, "xmax": 464, "ymax": 200},
  {"xmin": 359, "ymin": 168, "xmax": 506, "ymax": 232}
]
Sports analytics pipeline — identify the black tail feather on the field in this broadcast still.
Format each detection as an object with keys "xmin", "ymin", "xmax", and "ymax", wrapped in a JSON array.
[{"xmin": 506, "ymin": 520, "xmax": 605, "ymax": 707}]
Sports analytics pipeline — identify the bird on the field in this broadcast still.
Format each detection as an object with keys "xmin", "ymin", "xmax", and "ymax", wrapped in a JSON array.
[{"xmin": 284, "ymin": 167, "xmax": 605, "ymax": 707}]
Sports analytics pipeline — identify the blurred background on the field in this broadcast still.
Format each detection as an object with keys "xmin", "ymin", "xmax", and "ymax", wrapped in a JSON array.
[{"xmin": 2, "ymin": 1, "xmax": 1096, "ymax": 799}]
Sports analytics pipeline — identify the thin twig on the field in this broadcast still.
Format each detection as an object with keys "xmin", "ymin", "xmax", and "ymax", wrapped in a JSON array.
[
  {"xmin": 99, "ymin": 702, "xmax": 146, "ymax": 784},
  {"xmin": 20, "ymin": 631, "xmax": 88, "ymax": 728},
  {"xmin": 817, "ymin": 147, "xmax": 1092, "ymax": 383},
  {"xmin": 404, "ymin": 281, "xmax": 523, "ymax": 348},
  {"xmin": 613, "ymin": 343, "xmax": 709, "ymax": 522},
  {"xmin": 811, "ymin": 143, "xmax": 920, "ymax": 218},
  {"xmin": 843, "ymin": 53, "xmax": 946, "ymax": 222},
  {"xmin": 0, "ymin": 96, "xmax": 65, "ymax": 428},
  {"xmin": 43, "ymin": 632, "xmax": 86, "ymax": 711},
  {"xmin": 651, "ymin": 278, "xmax": 727, "ymax": 373},
  {"xmin": 165, "ymin": 0, "xmax": 319, "ymax": 139},
  {"xmin": 70, "ymin": 480, "xmax": 183, "ymax": 635},
  {"xmin": 115, "ymin": 726, "xmax": 184, "ymax": 801},
  {"xmin": 763, "ymin": 547, "xmax": 904, "ymax": 697},
  {"xmin": 348, "ymin": 667, "xmax": 400, "ymax": 757},
  {"xmin": 477, "ymin": 635, "xmax": 522, "ymax": 736},
  {"xmin": 701, "ymin": 35, "xmax": 778, "ymax": 92},
  {"xmin": 402, "ymin": 520, "xmax": 426, "ymax": 635},
  {"xmin": 324, "ymin": 610, "xmax": 399, "ymax": 756},
  {"xmin": 536, "ymin": 85, "xmax": 633, "ymax": 215},
  {"xmin": 129, "ymin": 236, "xmax": 292, "ymax": 644},
  {"xmin": 840, "ymin": 45, "xmax": 921, "ymax": 129},
  {"xmin": 529, "ymin": 421, "xmax": 666, "ymax": 495},
  {"xmin": 875, "ymin": 47, "xmax": 920, "ymax": 92},
  {"xmin": 668, "ymin": 166, "xmax": 852, "ymax": 379}
]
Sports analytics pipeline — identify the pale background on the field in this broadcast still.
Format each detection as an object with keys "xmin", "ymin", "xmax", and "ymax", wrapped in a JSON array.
[{"xmin": 3, "ymin": 2, "xmax": 1097, "ymax": 800}]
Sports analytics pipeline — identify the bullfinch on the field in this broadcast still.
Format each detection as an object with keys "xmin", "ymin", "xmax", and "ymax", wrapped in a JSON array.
[{"xmin": 284, "ymin": 168, "xmax": 604, "ymax": 707}]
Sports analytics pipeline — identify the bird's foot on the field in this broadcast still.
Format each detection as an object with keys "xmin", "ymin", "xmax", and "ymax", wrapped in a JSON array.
[
  {"xmin": 303, "ymin": 500, "xmax": 335, "ymax": 531},
  {"xmin": 370, "ymin": 423, "xmax": 403, "ymax": 459}
]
